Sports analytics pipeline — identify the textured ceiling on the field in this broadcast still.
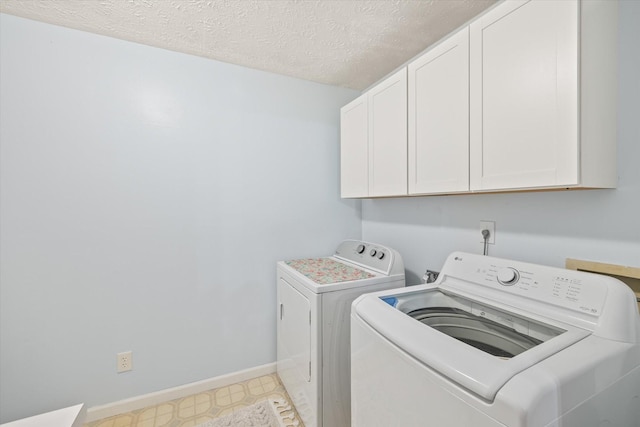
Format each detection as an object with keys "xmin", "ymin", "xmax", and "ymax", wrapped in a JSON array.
[{"xmin": 0, "ymin": 0, "xmax": 496, "ymax": 90}]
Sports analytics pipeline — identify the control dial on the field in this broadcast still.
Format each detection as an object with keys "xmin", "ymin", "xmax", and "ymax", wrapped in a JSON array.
[
  {"xmin": 369, "ymin": 249, "xmax": 377, "ymax": 257},
  {"xmin": 356, "ymin": 244, "xmax": 365, "ymax": 254},
  {"xmin": 377, "ymin": 251, "xmax": 385, "ymax": 260},
  {"xmin": 497, "ymin": 268, "xmax": 519, "ymax": 286}
]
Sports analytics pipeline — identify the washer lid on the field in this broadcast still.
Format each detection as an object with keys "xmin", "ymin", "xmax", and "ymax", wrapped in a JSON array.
[{"xmin": 353, "ymin": 287, "xmax": 590, "ymax": 401}]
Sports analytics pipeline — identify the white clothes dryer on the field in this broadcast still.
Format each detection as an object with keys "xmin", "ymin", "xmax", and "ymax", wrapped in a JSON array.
[
  {"xmin": 277, "ymin": 240, "xmax": 405, "ymax": 427},
  {"xmin": 351, "ymin": 251, "xmax": 640, "ymax": 427}
]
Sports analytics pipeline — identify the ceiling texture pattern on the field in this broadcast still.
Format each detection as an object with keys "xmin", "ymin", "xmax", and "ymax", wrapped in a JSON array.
[{"xmin": 0, "ymin": 0, "xmax": 496, "ymax": 90}]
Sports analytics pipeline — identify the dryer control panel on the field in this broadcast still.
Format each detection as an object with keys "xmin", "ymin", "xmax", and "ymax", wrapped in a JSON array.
[
  {"xmin": 440, "ymin": 252, "xmax": 610, "ymax": 318},
  {"xmin": 334, "ymin": 240, "xmax": 400, "ymax": 276}
]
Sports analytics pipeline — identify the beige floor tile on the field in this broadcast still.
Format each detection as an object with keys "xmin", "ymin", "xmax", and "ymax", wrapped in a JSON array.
[
  {"xmin": 137, "ymin": 408, "xmax": 156, "ymax": 422},
  {"xmin": 154, "ymin": 411, "xmax": 173, "ymax": 426},
  {"xmin": 113, "ymin": 416, "xmax": 133, "ymax": 427},
  {"xmin": 177, "ymin": 405, "xmax": 195, "ymax": 418},
  {"xmin": 176, "ymin": 419, "xmax": 200, "ymax": 427},
  {"xmin": 214, "ymin": 384, "xmax": 245, "ymax": 406},
  {"xmin": 178, "ymin": 396, "xmax": 195, "ymax": 408},
  {"xmin": 134, "ymin": 419, "xmax": 154, "ymax": 427},
  {"xmin": 249, "ymin": 376, "xmax": 276, "ymax": 396},
  {"xmin": 85, "ymin": 374, "xmax": 304, "ymax": 427},
  {"xmin": 194, "ymin": 402, "xmax": 210, "ymax": 415},
  {"xmin": 215, "ymin": 403, "xmax": 243, "ymax": 418},
  {"xmin": 247, "ymin": 377, "xmax": 262, "ymax": 388},
  {"xmin": 194, "ymin": 393, "xmax": 210, "ymax": 405},
  {"xmin": 91, "ymin": 414, "xmax": 134, "ymax": 427},
  {"xmin": 156, "ymin": 404, "xmax": 174, "ymax": 416}
]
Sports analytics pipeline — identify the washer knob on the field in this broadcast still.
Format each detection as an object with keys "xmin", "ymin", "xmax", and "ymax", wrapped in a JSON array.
[
  {"xmin": 377, "ymin": 252, "xmax": 385, "ymax": 260},
  {"xmin": 369, "ymin": 249, "xmax": 377, "ymax": 257},
  {"xmin": 356, "ymin": 244, "xmax": 365, "ymax": 254},
  {"xmin": 497, "ymin": 268, "xmax": 519, "ymax": 286}
]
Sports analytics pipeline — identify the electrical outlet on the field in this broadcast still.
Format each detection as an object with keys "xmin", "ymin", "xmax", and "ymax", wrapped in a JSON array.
[
  {"xmin": 117, "ymin": 351, "xmax": 132, "ymax": 373},
  {"xmin": 479, "ymin": 220, "xmax": 496, "ymax": 244}
]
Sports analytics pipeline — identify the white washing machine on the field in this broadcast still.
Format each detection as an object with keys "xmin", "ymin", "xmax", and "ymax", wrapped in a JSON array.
[
  {"xmin": 277, "ymin": 240, "xmax": 405, "ymax": 427},
  {"xmin": 351, "ymin": 251, "xmax": 640, "ymax": 427}
]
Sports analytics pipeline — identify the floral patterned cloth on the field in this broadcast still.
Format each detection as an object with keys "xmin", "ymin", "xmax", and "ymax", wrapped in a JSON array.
[{"xmin": 285, "ymin": 257, "xmax": 374, "ymax": 284}]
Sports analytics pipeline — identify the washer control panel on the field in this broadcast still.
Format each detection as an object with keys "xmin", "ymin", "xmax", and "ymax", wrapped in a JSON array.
[
  {"xmin": 335, "ymin": 240, "xmax": 393, "ymax": 274},
  {"xmin": 442, "ymin": 252, "xmax": 608, "ymax": 317}
]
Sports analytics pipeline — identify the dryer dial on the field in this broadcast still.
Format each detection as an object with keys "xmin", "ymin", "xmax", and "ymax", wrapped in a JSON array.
[{"xmin": 356, "ymin": 244, "xmax": 366, "ymax": 254}]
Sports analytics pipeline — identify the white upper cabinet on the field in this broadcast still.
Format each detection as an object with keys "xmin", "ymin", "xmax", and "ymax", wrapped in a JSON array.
[
  {"xmin": 340, "ymin": 95, "xmax": 369, "ymax": 198},
  {"xmin": 369, "ymin": 68, "xmax": 408, "ymax": 197},
  {"xmin": 340, "ymin": 0, "xmax": 617, "ymax": 198},
  {"xmin": 408, "ymin": 27, "xmax": 469, "ymax": 194},
  {"xmin": 470, "ymin": 0, "xmax": 617, "ymax": 191},
  {"xmin": 340, "ymin": 69, "xmax": 407, "ymax": 198}
]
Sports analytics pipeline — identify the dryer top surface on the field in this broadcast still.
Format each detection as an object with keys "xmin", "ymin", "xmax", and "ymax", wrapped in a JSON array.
[{"xmin": 284, "ymin": 257, "xmax": 375, "ymax": 285}]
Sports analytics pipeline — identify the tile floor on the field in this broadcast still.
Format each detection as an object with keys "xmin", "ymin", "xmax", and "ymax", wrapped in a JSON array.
[{"xmin": 83, "ymin": 373, "xmax": 304, "ymax": 427}]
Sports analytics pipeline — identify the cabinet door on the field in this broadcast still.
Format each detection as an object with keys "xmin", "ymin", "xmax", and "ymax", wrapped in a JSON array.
[
  {"xmin": 340, "ymin": 94, "xmax": 369, "ymax": 198},
  {"xmin": 470, "ymin": 0, "xmax": 579, "ymax": 191},
  {"xmin": 369, "ymin": 68, "xmax": 408, "ymax": 197},
  {"xmin": 408, "ymin": 27, "xmax": 469, "ymax": 194}
]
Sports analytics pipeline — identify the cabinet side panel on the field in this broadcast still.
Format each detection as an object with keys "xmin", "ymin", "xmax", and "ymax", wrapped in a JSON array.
[{"xmin": 580, "ymin": 0, "xmax": 618, "ymax": 188}]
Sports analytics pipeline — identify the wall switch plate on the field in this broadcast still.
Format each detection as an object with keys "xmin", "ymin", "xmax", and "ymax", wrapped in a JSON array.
[
  {"xmin": 480, "ymin": 221, "xmax": 496, "ymax": 244},
  {"xmin": 117, "ymin": 351, "xmax": 132, "ymax": 373}
]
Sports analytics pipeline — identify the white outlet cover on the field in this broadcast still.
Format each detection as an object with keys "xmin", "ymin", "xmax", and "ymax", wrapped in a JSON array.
[{"xmin": 117, "ymin": 351, "xmax": 132, "ymax": 373}]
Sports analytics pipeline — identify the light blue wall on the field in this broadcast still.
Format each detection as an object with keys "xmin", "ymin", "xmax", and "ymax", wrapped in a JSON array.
[
  {"xmin": 0, "ymin": 14, "xmax": 360, "ymax": 422},
  {"xmin": 362, "ymin": 0, "xmax": 640, "ymax": 285}
]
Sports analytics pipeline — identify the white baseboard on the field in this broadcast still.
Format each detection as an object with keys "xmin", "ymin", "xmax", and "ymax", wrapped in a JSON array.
[{"xmin": 85, "ymin": 362, "xmax": 276, "ymax": 422}]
